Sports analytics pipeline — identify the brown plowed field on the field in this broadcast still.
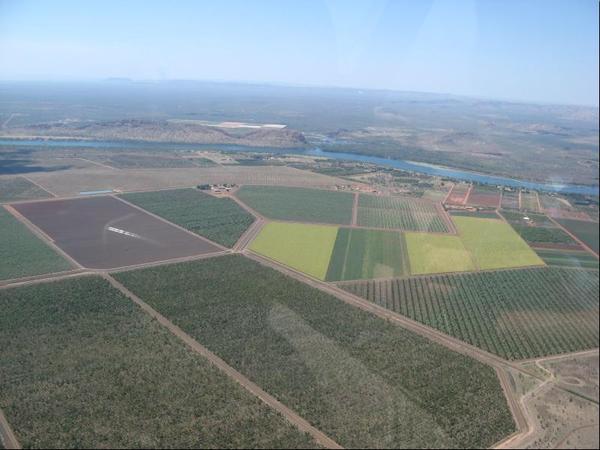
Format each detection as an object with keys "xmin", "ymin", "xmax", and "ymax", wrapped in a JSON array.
[{"xmin": 12, "ymin": 196, "xmax": 221, "ymax": 269}]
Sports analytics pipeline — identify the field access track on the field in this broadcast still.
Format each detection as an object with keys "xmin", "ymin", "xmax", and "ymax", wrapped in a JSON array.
[{"xmin": 12, "ymin": 196, "xmax": 222, "ymax": 269}]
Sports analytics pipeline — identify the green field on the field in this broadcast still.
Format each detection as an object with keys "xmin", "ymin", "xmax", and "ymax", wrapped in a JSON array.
[
  {"xmin": 0, "ymin": 276, "xmax": 316, "ymax": 448},
  {"xmin": 500, "ymin": 211, "xmax": 578, "ymax": 246},
  {"xmin": 405, "ymin": 233, "xmax": 475, "ymax": 275},
  {"xmin": 250, "ymin": 222, "xmax": 338, "ymax": 279},
  {"xmin": 236, "ymin": 185, "xmax": 354, "ymax": 224},
  {"xmin": 340, "ymin": 267, "xmax": 599, "ymax": 360},
  {"xmin": 357, "ymin": 195, "xmax": 449, "ymax": 232},
  {"xmin": 454, "ymin": 216, "xmax": 544, "ymax": 270},
  {"xmin": 113, "ymin": 255, "xmax": 515, "ymax": 449},
  {"xmin": 555, "ymin": 218, "xmax": 599, "ymax": 254},
  {"xmin": 0, "ymin": 207, "xmax": 71, "ymax": 281},
  {"xmin": 325, "ymin": 228, "xmax": 409, "ymax": 281},
  {"xmin": 0, "ymin": 176, "xmax": 51, "ymax": 203},
  {"xmin": 121, "ymin": 188, "xmax": 254, "ymax": 247},
  {"xmin": 535, "ymin": 249, "xmax": 599, "ymax": 269}
]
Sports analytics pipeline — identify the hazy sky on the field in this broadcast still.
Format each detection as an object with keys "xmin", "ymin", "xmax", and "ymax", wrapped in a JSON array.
[{"xmin": 1, "ymin": 0, "xmax": 598, "ymax": 106}]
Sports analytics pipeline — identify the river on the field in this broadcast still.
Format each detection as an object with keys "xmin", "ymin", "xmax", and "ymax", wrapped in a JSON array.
[{"xmin": 1, "ymin": 138, "xmax": 598, "ymax": 196}]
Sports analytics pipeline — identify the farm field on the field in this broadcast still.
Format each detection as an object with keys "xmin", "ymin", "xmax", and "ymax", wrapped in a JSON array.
[
  {"xmin": 0, "ymin": 276, "xmax": 316, "ymax": 449},
  {"xmin": 535, "ymin": 248, "xmax": 599, "ymax": 269},
  {"xmin": 0, "ymin": 207, "xmax": 71, "ymax": 281},
  {"xmin": 453, "ymin": 216, "xmax": 544, "ymax": 269},
  {"xmin": 339, "ymin": 267, "xmax": 599, "ymax": 360},
  {"xmin": 0, "ymin": 176, "xmax": 52, "ymax": 203},
  {"xmin": 500, "ymin": 190, "xmax": 519, "ymax": 210},
  {"xmin": 465, "ymin": 186, "xmax": 501, "ymax": 208},
  {"xmin": 500, "ymin": 210, "xmax": 580, "ymax": 248},
  {"xmin": 555, "ymin": 218, "xmax": 599, "ymax": 254},
  {"xmin": 356, "ymin": 194, "xmax": 449, "ymax": 232},
  {"xmin": 13, "ymin": 196, "xmax": 221, "ymax": 269},
  {"xmin": 113, "ymin": 255, "xmax": 516, "ymax": 449},
  {"xmin": 24, "ymin": 166, "xmax": 344, "ymax": 196},
  {"xmin": 325, "ymin": 228, "xmax": 410, "ymax": 281},
  {"xmin": 236, "ymin": 185, "xmax": 354, "ymax": 224},
  {"xmin": 444, "ymin": 183, "xmax": 470, "ymax": 205},
  {"xmin": 405, "ymin": 233, "xmax": 475, "ymax": 275},
  {"xmin": 121, "ymin": 188, "xmax": 254, "ymax": 247},
  {"xmin": 250, "ymin": 222, "xmax": 338, "ymax": 279},
  {"xmin": 520, "ymin": 191, "xmax": 541, "ymax": 212}
]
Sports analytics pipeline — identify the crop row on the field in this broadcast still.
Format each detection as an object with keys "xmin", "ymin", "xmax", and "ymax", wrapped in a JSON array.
[
  {"xmin": 340, "ymin": 267, "xmax": 599, "ymax": 360},
  {"xmin": 357, "ymin": 195, "xmax": 449, "ymax": 232},
  {"xmin": 113, "ymin": 255, "xmax": 515, "ymax": 449}
]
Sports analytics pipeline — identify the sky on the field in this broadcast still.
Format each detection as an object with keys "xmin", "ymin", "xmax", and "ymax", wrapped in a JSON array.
[{"xmin": 0, "ymin": 0, "xmax": 598, "ymax": 106}]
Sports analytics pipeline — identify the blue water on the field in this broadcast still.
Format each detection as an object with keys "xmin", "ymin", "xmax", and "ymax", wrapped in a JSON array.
[{"xmin": 2, "ymin": 138, "xmax": 598, "ymax": 196}]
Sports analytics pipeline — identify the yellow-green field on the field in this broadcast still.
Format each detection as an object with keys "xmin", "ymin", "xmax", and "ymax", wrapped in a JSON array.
[
  {"xmin": 250, "ymin": 222, "xmax": 338, "ymax": 279},
  {"xmin": 406, "ymin": 233, "xmax": 475, "ymax": 274},
  {"xmin": 454, "ymin": 216, "xmax": 544, "ymax": 270}
]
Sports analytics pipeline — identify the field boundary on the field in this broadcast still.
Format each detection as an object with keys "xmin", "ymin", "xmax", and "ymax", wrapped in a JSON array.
[
  {"xmin": 21, "ymin": 175, "xmax": 57, "ymax": 197},
  {"xmin": 102, "ymin": 274, "xmax": 343, "ymax": 450},
  {"xmin": 0, "ymin": 408, "xmax": 20, "ymax": 449}
]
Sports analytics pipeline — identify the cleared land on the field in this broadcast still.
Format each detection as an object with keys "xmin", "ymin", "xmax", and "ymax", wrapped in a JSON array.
[
  {"xmin": 113, "ymin": 255, "xmax": 515, "ymax": 449},
  {"xmin": 454, "ymin": 216, "xmax": 544, "ymax": 270},
  {"xmin": 501, "ymin": 190, "xmax": 520, "ymax": 210},
  {"xmin": 24, "ymin": 166, "xmax": 344, "ymax": 196},
  {"xmin": 466, "ymin": 186, "xmax": 501, "ymax": 208},
  {"xmin": 0, "ymin": 276, "xmax": 316, "ymax": 448},
  {"xmin": 0, "ymin": 176, "xmax": 52, "ymax": 202},
  {"xmin": 250, "ymin": 222, "xmax": 338, "ymax": 280},
  {"xmin": 121, "ymin": 189, "xmax": 254, "ymax": 247},
  {"xmin": 405, "ymin": 233, "xmax": 475, "ymax": 275},
  {"xmin": 339, "ymin": 267, "xmax": 599, "ymax": 360},
  {"xmin": 555, "ymin": 218, "xmax": 599, "ymax": 254},
  {"xmin": 0, "ymin": 207, "xmax": 71, "ymax": 280},
  {"xmin": 535, "ymin": 248, "xmax": 599, "ymax": 269},
  {"xmin": 13, "ymin": 196, "xmax": 221, "ymax": 269},
  {"xmin": 237, "ymin": 185, "xmax": 354, "ymax": 225},
  {"xmin": 520, "ymin": 191, "xmax": 541, "ymax": 212},
  {"xmin": 356, "ymin": 195, "xmax": 449, "ymax": 232},
  {"xmin": 445, "ymin": 183, "xmax": 470, "ymax": 205},
  {"xmin": 325, "ymin": 228, "xmax": 410, "ymax": 281}
]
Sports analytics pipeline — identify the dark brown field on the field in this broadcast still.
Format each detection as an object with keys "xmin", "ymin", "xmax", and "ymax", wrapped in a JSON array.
[{"xmin": 12, "ymin": 196, "xmax": 221, "ymax": 269}]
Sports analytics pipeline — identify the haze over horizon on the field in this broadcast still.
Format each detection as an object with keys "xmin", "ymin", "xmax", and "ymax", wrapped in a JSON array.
[{"xmin": 1, "ymin": 0, "xmax": 599, "ymax": 107}]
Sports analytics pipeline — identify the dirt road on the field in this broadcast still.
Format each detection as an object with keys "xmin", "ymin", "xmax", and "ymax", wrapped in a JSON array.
[{"xmin": 103, "ymin": 274, "xmax": 343, "ymax": 449}]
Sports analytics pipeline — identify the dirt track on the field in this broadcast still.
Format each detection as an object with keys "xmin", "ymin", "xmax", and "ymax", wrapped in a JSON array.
[{"xmin": 0, "ymin": 408, "xmax": 20, "ymax": 449}]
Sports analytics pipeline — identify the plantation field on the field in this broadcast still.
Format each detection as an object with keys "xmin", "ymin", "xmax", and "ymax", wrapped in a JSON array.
[
  {"xmin": 121, "ymin": 188, "xmax": 254, "ymax": 247},
  {"xmin": 325, "ymin": 228, "xmax": 410, "ymax": 281},
  {"xmin": 357, "ymin": 195, "xmax": 449, "ymax": 232},
  {"xmin": 405, "ymin": 233, "xmax": 475, "ymax": 275},
  {"xmin": 250, "ymin": 222, "xmax": 338, "ymax": 279},
  {"xmin": 555, "ymin": 218, "xmax": 599, "ymax": 254},
  {"xmin": 113, "ymin": 255, "xmax": 516, "ymax": 449},
  {"xmin": 454, "ymin": 216, "xmax": 544, "ymax": 270},
  {"xmin": 339, "ymin": 267, "xmax": 599, "ymax": 360},
  {"xmin": 500, "ymin": 210, "xmax": 578, "ymax": 247},
  {"xmin": 0, "ymin": 207, "xmax": 71, "ymax": 281},
  {"xmin": 0, "ymin": 176, "xmax": 52, "ymax": 203},
  {"xmin": 0, "ymin": 277, "xmax": 316, "ymax": 449},
  {"xmin": 535, "ymin": 249, "xmax": 599, "ymax": 269},
  {"xmin": 237, "ymin": 185, "xmax": 354, "ymax": 224}
]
